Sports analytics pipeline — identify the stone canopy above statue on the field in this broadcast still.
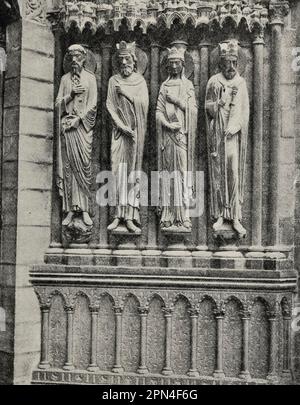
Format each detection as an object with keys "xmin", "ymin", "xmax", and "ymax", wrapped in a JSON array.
[{"xmin": 54, "ymin": 0, "xmax": 286, "ymax": 35}]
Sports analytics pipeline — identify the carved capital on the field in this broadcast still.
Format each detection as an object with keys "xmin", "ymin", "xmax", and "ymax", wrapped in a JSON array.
[
  {"xmin": 162, "ymin": 307, "xmax": 173, "ymax": 317},
  {"xmin": 25, "ymin": 0, "xmax": 47, "ymax": 25},
  {"xmin": 269, "ymin": 1, "xmax": 289, "ymax": 25},
  {"xmin": 89, "ymin": 306, "xmax": 100, "ymax": 314},
  {"xmin": 113, "ymin": 306, "xmax": 123, "ymax": 315},
  {"xmin": 47, "ymin": 9, "xmax": 64, "ymax": 32},
  {"xmin": 188, "ymin": 308, "xmax": 199, "ymax": 318},
  {"xmin": 64, "ymin": 305, "xmax": 74, "ymax": 313},
  {"xmin": 281, "ymin": 297, "xmax": 292, "ymax": 319},
  {"xmin": 40, "ymin": 304, "xmax": 51, "ymax": 312},
  {"xmin": 138, "ymin": 307, "xmax": 149, "ymax": 316},
  {"xmin": 214, "ymin": 301, "xmax": 225, "ymax": 318}
]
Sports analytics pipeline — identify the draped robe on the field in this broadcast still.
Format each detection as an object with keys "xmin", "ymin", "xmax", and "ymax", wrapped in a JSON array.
[
  {"xmin": 156, "ymin": 75, "xmax": 198, "ymax": 228},
  {"xmin": 106, "ymin": 72, "xmax": 149, "ymax": 224},
  {"xmin": 55, "ymin": 69, "xmax": 97, "ymax": 214},
  {"xmin": 205, "ymin": 72, "xmax": 249, "ymax": 221}
]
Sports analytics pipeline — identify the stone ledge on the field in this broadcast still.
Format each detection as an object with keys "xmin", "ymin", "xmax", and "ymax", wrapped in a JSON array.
[
  {"xmin": 43, "ymin": 250, "xmax": 294, "ymax": 272},
  {"xmin": 30, "ymin": 264, "xmax": 297, "ymax": 291},
  {"xmin": 31, "ymin": 369, "xmax": 288, "ymax": 386}
]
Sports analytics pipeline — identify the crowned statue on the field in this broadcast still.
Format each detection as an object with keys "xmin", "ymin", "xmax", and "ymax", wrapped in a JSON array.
[
  {"xmin": 205, "ymin": 40, "xmax": 249, "ymax": 238},
  {"xmin": 156, "ymin": 45, "xmax": 198, "ymax": 232},
  {"xmin": 106, "ymin": 41, "xmax": 149, "ymax": 233},
  {"xmin": 55, "ymin": 44, "xmax": 97, "ymax": 240}
]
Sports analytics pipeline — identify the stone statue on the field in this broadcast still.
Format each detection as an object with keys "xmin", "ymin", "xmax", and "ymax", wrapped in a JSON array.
[
  {"xmin": 55, "ymin": 44, "xmax": 97, "ymax": 240},
  {"xmin": 156, "ymin": 46, "xmax": 198, "ymax": 232},
  {"xmin": 205, "ymin": 40, "xmax": 249, "ymax": 238},
  {"xmin": 106, "ymin": 41, "xmax": 149, "ymax": 233}
]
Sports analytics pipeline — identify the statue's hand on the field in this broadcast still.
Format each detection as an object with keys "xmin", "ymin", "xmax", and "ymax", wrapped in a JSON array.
[
  {"xmin": 218, "ymin": 98, "xmax": 226, "ymax": 107},
  {"xmin": 67, "ymin": 116, "xmax": 80, "ymax": 130},
  {"xmin": 71, "ymin": 84, "xmax": 85, "ymax": 98},
  {"xmin": 211, "ymin": 152, "xmax": 218, "ymax": 159},
  {"xmin": 231, "ymin": 86, "xmax": 238, "ymax": 97},
  {"xmin": 168, "ymin": 122, "xmax": 182, "ymax": 132},
  {"xmin": 121, "ymin": 126, "xmax": 135, "ymax": 140}
]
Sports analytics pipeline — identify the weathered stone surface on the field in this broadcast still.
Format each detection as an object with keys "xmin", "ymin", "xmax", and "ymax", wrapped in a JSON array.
[
  {"xmin": 20, "ymin": 78, "xmax": 53, "ymax": 111},
  {"xmin": 20, "ymin": 107, "xmax": 53, "ymax": 136},
  {"xmin": 22, "ymin": 49, "xmax": 54, "ymax": 83}
]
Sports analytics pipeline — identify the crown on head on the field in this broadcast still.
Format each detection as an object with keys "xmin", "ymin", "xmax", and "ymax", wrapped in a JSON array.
[
  {"xmin": 116, "ymin": 41, "xmax": 136, "ymax": 57},
  {"xmin": 219, "ymin": 39, "xmax": 239, "ymax": 59},
  {"xmin": 167, "ymin": 47, "xmax": 185, "ymax": 62}
]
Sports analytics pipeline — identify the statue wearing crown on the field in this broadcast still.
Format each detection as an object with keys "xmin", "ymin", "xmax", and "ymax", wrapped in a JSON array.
[
  {"xmin": 106, "ymin": 41, "xmax": 149, "ymax": 233},
  {"xmin": 156, "ymin": 46, "xmax": 198, "ymax": 232},
  {"xmin": 205, "ymin": 40, "xmax": 249, "ymax": 239}
]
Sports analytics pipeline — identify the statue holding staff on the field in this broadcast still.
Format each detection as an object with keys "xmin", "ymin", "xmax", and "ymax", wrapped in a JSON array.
[{"xmin": 205, "ymin": 40, "xmax": 249, "ymax": 238}]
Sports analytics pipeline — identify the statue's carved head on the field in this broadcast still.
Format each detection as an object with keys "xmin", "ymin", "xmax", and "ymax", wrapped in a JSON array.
[
  {"xmin": 167, "ymin": 47, "xmax": 185, "ymax": 78},
  {"xmin": 68, "ymin": 44, "xmax": 87, "ymax": 75},
  {"xmin": 116, "ymin": 41, "xmax": 137, "ymax": 78},
  {"xmin": 219, "ymin": 39, "xmax": 238, "ymax": 80}
]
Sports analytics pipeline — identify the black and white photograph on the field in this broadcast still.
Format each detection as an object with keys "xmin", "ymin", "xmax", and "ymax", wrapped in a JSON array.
[{"xmin": 0, "ymin": 0, "xmax": 299, "ymax": 389}]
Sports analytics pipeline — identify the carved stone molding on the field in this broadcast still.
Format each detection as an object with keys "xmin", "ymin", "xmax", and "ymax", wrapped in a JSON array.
[
  {"xmin": 56, "ymin": 1, "xmax": 276, "ymax": 35},
  {"xmin": 269, "ymin": 0, "xmax": 290, "ymax": 25},
  {"xmin": 25, "ymin": 0, "xmax": 47, "ymax": 24}
]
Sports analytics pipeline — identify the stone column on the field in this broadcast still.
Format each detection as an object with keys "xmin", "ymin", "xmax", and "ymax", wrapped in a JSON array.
[
  {"xmin": 49, "ymin": 16, "xmax": 65, "ymax": 249},
  {"xmin": 268, "ymin": 1, "xmax": 290, "ymax": 246},
  {"xmin": 146, "ymin": 42, "xmax": 160, "ymax": 252},
  {"xmin": 187, "ymin": 308, "xmax": 199, "ymax": 377},
  {"xmin": 281, "ymin": 299, "xmax": 292, "ymax": 379},
  {"xmin": 162, "ymin": 307, "xmax": 173, "ymax": 376},
  {"xmin": 197, "ymin": 40, "xmax": 210, "ymax": 251},
  {"xmin": 38, "ymin": 305, "xmax": 50, "ymax": 369},
  {"xmin": 87, "ymin": 306, "xmax": 99, "ymax": 372},
  {"xmin": 97, "ymin": 41, "xmax": 112, "ymax": 251},
  {"xmin": 112, "ymin": 306, "xmax": 124, "ymax": 373},
  {"xmin": 267, "ymin": 307, "xmax": 279, "ymax": 382},
  {"xmin": 63, "ymin": 306, "xmax": 75, "ymax": 371},
  {"xmin": 239, "ymin": 308, "xmax": 251, "ymax": 380},
  {"xmin": 137, "ymin": 307, "xmax": 149, "ymax": 374},
  {"xmin": 250, "ymin": 29, "xmax": 265, "ymax": 251},
  {"xmin": 213, "ymin": 305, "xmax": 225, "ymax": 378}
]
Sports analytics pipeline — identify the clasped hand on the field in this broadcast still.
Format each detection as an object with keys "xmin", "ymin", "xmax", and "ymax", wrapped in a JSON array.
[
  {"xmin": 71, "ymin": 84, "xmax": 85, "ymax": 98},
  {"xmin": 64, "ymin": 115, "xmax": 80, "ymax": 131}
]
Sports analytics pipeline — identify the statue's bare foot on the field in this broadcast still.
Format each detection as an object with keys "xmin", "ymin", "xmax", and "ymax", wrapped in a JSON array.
[
  {"xmin": 82, "ymin": 212, "xmax": 93, "ymax": 226},
  {"xmin": 62, "ymin": 211, "xmax": 74, "ymax": 227},
  {"xmin": 233, "ymin": 220, "xmax": 246, "ymax": 237},
  {"xmin": 107, "ymin": 218, "xmax": 120, "ymax": 231},
  {"xmin": 183, "ymin": 220, "xmax": 192, "ymax": 229},
  {"xmin": 126, "ymin": 220, "xmax": 140, "ymax": 233},
  {"xmin": 213, "ymin": 217, "xmax": 224, "ymax": 232}
]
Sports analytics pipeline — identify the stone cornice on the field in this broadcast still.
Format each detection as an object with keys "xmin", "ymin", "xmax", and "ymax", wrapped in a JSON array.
[{"xmin": 47, "ymin": 0, "xmax": 291, "ymax": 35}]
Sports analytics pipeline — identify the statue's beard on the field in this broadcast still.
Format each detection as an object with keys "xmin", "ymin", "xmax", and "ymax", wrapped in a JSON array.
[
  {"xmin": 120, "ymin": 65, "xmax": 134, "ymax": 77},
  {"xmin": 224, "ymin": 69, "xmax": 237, "ymax": 80},
  {"xmin": 71, "ymin": 64, "xmax": 82, "ymax": 76}
]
